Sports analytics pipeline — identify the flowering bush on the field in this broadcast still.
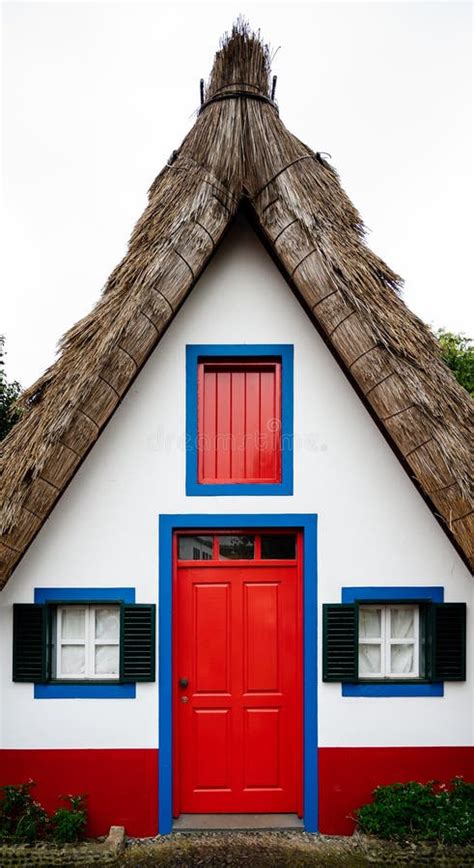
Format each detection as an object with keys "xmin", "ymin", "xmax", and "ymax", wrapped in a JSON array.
[
  {"xmin": 0, "ymin": 781, "xmax": 87, "ymax": 845},
  {"xmin": 0, "ymin": 781, "xmax": 49, "ymax": 843},
  {"xmin": 51, "ymin": 795, "xmax": 87, "ymax": 844}
]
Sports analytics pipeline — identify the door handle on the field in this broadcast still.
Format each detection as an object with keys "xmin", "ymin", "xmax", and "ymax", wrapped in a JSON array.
[{"xmin": 179, "ymin": 677, "xmax": 189, "ymax": 688}]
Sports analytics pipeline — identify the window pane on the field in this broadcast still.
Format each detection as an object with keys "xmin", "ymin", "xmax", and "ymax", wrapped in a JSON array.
[
  {"xmin": 61, "ymin": 608, "xmax": 85, "ymax": 640},
  {"xmin": 218, "ymin": 535, "xmax": 254, "ymax": 560},
  {"xmin": 95, "ymin": 607, "xmax": 120, "ymax": 641},
  {"xmin": 95, "ymin": 645, "xmax": 119, "ymax": 676},
  {"xmin": 391, "ymin": 644, "xmax": 415, "ymax": 674},
  {"xmin": 391, "ymin": 608, "xmax": 415, "ymax": 639},
  {"xmin": 178, "ymin": 536, "xmax": 213, "ymax": 560},
  {"xmin": 359, "ymin": 644, "xmax": 381, "ymax": 675},
  {"xmin": 261, "ymin": 534, "xmax": 296, "ymax": 559},
  {"xmin": 61, "ymin": 645, "xmax": 85, "ymax": 675},
  {"xmin": 359, "ymin": 608, "xmax": 382, "ymax": 639}
]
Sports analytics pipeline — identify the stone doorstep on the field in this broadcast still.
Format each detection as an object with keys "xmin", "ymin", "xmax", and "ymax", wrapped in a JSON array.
[{"xmin": 173, "ymin": 812, "xmax": 304, "ymax": 831}]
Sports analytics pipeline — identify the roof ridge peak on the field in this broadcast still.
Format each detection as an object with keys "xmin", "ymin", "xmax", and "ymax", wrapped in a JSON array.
[{"xmin": 206, "ymin": 18, "xmax": 272, "ymax": 101}]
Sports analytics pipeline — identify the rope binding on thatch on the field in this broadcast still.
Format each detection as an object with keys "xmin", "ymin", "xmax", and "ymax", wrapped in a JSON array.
[
  {"xmin": 199, "ymin": 89, "xmax": 279, "ymax": 114},
  {"xmin": 253, "ymin": 155, "xmax": 316, "ymax": 198}
]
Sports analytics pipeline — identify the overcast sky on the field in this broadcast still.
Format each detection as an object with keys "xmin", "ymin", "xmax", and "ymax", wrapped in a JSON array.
[{"xmin": 2, "ymin": 0, "xmax": 472, "ymax": 388}]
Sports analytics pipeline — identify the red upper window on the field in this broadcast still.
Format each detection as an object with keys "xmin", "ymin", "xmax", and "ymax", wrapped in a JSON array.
[{"xmin": 197, "ymin": 358, "xmax": 282, "ymax": 484}]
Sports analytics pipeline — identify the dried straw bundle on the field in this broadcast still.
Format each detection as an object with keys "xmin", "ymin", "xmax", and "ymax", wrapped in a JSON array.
[{"xmin": 1, "ymin": 20, "xmax": 472, "ymax": 583}]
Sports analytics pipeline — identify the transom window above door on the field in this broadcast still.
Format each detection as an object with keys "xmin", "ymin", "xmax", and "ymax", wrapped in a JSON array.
[
  {"xmin": 177, "ymin": 532, "xmax": 297, "ymax": 562},
  {"xmin": 186, "ymin": 345, "xmax": 294, "ymax": 496}
]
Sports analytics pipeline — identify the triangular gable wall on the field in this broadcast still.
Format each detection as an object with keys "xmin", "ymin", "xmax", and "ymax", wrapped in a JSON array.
[
  {"xmin": 1, "ymin": 23, "xmax": 472, "ymax": 584},
  {"xmin": 4, "ymin": 220, "xmax": 469, "ymax": 597}
]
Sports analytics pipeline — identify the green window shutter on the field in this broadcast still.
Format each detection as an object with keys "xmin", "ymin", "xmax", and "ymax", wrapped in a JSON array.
[
  {"xmin": 323, "ymin": 603, "xmax": 358, "ymax": 682},
  {"xmin": 120, "ymin": 604, "xmax": 156, "ymax": 682},
  {"xmin": 432, "ymin": 603, "xmax": 466, "ymax": 681},
  {"xmin": 13, "ymin": 604, "xmax": 48, "ymax": 683}
]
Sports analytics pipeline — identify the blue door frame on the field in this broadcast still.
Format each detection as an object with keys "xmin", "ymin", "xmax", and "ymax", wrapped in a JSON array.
[{"xmin": 158, "ymin": 513, "xmax": 318, "ymax": 833}]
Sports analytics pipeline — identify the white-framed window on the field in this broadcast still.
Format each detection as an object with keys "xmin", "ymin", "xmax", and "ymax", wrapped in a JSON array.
[
  {"xmin": 55, "ymin": 605, "xmax": 120, "ymax": 680},
  {"xmin": 358, "ymin": 605, "xmax": 419, "ymax": 679}
]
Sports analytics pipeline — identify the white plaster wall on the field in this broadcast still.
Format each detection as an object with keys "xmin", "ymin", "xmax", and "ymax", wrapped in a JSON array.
[{"xmin": 0, "ymin": 219, "xmax": 472, "ymax": 750}]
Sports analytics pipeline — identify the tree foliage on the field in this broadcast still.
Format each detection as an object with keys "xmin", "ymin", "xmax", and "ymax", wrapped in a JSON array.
[
  {"xmin": 436, "ymin": 329, "xmax": 474, "ymax": 396},
  {"xmin": 0, "ymin": 335, "xmax": 21, "ymax": 440}
]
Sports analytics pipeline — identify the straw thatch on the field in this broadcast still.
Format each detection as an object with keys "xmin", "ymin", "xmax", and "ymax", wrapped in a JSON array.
[{"xmin": 1, "ymin": 20, "xmax": 472, "ymax": 584}]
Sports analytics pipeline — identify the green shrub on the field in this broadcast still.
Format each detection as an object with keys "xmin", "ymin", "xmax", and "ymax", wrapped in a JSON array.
[
  {"xmin": 51, "ymin": 795, "xmax": 87, "ymax": 844},
  {"xmin": 0, "ymin": 780, "xmax": 49, "ymax": 843},
  {"xmin": 0, "ymin": 782, "xmax": 88, "ymax": 845},
  {"xmin": 356, "ymin": 777, "xmax": 474, "ymax": 845}
]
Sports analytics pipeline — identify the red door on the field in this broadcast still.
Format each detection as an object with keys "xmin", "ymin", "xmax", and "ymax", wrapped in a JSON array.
[{"xmin": 173, "ymin": 532, "xmax": 302, "ymax": 815}]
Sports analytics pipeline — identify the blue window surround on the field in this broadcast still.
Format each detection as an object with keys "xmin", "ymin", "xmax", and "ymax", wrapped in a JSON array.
[
  {"xmin": 34, "ymin": 587, "xmax": 136, "ymax": 699},
  {"xmin": 341, "ymin": 586, "xmax": 444, "ymax": 697},
  {"xmin": 185, "ymin": 345, "xmax": 294, "ymax": 496},
  {"xmin": 159, "ymin": 514, "xmax": 318, "ymax": 834}
]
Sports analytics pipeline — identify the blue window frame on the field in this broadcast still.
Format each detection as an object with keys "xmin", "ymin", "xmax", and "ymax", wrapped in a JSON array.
[
  {"xmin": 185, "ymin": 344, "xmax": 294, "ymax": 495},
  {"xmin": 158, "ymin": 513, "xmax": 318, "ymax": 834},
  {"xmin": 341, "ymin": 586, "xmax": 444, "ymax": 697},
  {"xmin": 33, "ymin": 587, "xmax": 136, "ymax": 699}
]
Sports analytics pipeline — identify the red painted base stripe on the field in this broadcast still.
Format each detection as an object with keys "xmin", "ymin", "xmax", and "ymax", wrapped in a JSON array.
[
  {"xmin": 0, "ymin": 749, "xmax": 158, "ymax": 837},
  {"xmin": 2, "ymin": 746, "xmax": 472, "ymax": 837},
  {"xmin": 319, "ymin": 746, "xmax": 474, "ymax": 835}
]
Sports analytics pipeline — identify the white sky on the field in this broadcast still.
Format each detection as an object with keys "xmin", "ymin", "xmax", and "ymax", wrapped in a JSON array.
[{"xmin": 1, "ymin": 0, "xmax": 472, "ymax": 388}]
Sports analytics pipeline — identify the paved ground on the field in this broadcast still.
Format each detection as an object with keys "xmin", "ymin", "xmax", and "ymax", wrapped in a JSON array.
[
  {"xmin": 121, "ymin": 831, "xmax": 474, "ymax": 867},
  {"xmin": 0, "ymin": 831, "xmax": 474, "ymax": 868},
  {"xmin": 2, "ymin": 831, "xmax": 473, "ymax": 866}
]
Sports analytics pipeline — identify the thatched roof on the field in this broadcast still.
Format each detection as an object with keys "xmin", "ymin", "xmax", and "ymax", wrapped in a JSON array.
[{"xmin": 1, "ymin": 21, "xmax": 472, "ymax": 584}]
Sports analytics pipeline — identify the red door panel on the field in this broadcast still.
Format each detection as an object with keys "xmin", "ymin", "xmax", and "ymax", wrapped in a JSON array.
[
  {"xmin": 244, "ymin": 583, "xmax": 279, "ymax": 692},
  {"xmin": 194, "ymin": 584, "xmax": 230, "ymax": 693},
  {"xmin": 244, "ymin": 708, "xmax": 280, "ymax": 789},
  {"xmin": 194, "ymin": 709, "xmax": 231, "ymax": 790},
  {"xmin": 174, "ymin": 553, "xmax": 302, "ymax": 814}
]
